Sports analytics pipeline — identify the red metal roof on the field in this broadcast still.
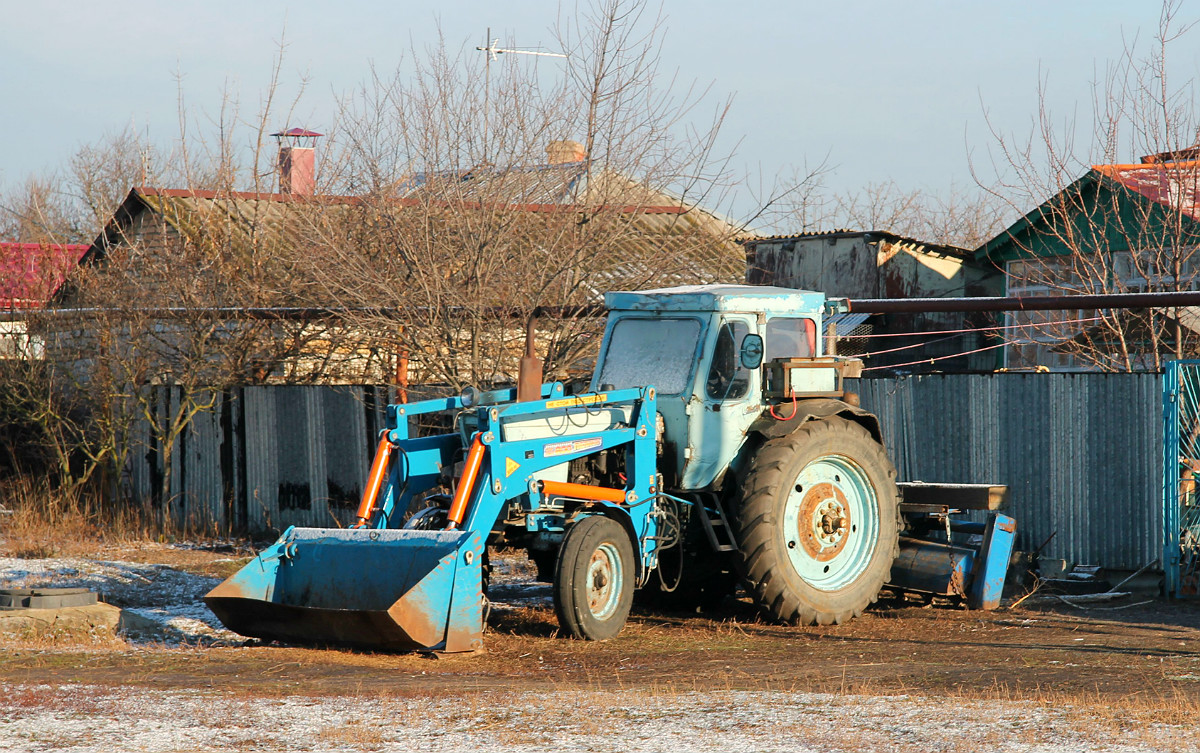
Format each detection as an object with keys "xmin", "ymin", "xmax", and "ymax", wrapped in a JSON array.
[
  {"xmin": 0, "ymin": 242, "xmax": 90, "ymax": 310},
  {"xmin": 1093, "ymin": 160, "xmax": 1200, "ymax": 221},
  {"xmin": 271, "ymin": 128, "xmax": 323, "ymax": 138}
]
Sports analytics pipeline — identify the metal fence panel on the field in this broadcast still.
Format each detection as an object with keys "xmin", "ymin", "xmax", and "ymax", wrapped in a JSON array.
[
  {"xmin": 852, "ymin": 373, "xmax": 1163, "ymax": 570},
  {"xmin": 127, "ymin": 385, "xmax": 392, "ymax": 536},
  {"xmin": 1163, "ymin": 361, "xmax": 1200, "ymax": 597},
  {"xmin": 124, "ymin": 376, "xmax": 1164, "ymax": 566}
]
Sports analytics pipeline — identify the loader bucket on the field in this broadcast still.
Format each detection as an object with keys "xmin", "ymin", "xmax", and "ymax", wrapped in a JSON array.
[{"xmin": 204, "ymin": 527, "xmax": 485, "ymax": 653}]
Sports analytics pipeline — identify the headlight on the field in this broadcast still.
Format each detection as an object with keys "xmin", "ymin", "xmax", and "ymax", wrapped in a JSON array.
[{"xmin": 459, "ymin": 385, "xmax": 478, "ymax": 408}]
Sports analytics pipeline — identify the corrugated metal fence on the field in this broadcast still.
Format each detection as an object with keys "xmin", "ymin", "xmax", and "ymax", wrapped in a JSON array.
[
  {"xmin": 130, "ymin": 374, "xmax": 1164, "ymax": 569},
  {"xmin": 127, "ymin": 386, "xmax": 396, "ymax": 534},
  {"xmin": 850, "ymin": 373, "xmax": 1163, "ymax": 570}
]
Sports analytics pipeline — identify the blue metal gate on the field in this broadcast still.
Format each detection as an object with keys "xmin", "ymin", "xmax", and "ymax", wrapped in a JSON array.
[{"xmin": 1164, "ymin": 360, "xmax": 1200, "ymax": 597}]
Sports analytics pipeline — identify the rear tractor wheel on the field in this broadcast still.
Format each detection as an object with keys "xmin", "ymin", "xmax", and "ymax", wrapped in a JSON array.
[
  {"xmin": 737, "ymin": 417, "xmax": 899, "ymax": 625},
  {"xmin": 553, "ymin": 515, "xmax": 635, "ymax": 640}
]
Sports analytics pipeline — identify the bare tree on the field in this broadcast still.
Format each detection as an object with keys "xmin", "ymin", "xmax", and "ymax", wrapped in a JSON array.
[
  {"xmin": 300, "ymin": 0, "xmax": 749, "ymax": 391},
  {"xmin": 981, "ymin": 0, "xmax": 1200, "ymax": 371},
  {"xmin": 832, "ymin": 181, "xmax": 1007, "ymax": 250},
  {"xmin": 0, "ymin": 174, "xmax": 84, "ymax": 243}
]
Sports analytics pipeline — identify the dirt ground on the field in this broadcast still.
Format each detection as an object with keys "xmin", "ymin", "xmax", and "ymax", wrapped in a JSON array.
[
  {"xmin": 3, "ymin": 545, "xmax": 1200, "ymax": 751},
  {"xmin": 3, "ymin": 597, "xmax": 1199, "ymax": 699},
  {"xmin": 2, "ymin": 546, "xmax": 1198, "ymax": 702}
]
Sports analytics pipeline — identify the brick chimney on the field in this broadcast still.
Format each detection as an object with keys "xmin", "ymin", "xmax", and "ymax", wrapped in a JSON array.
[
  {"xmin": 272, "ymin": 128, "xmax": 322, "ymax": 195},
  {"xmin": 545, "ymin": 139, "xmax": 587, "ymax": 164}
]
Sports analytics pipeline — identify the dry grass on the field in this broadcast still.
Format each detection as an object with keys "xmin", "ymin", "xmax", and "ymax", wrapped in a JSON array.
[
  {"xmin": 941, "ymin": 680, "xmax": 1200, "ymax": 729},
  {"xmin": 0, "ymin": 475, "xmax": 234, "ymax": 560},
  {"xmin": 0, "ymin": 622, "xmax": 128, "ymax": 651},
  {"xmin": 314, "ymin": 723, "xmax": 388, "ymax": 750}
]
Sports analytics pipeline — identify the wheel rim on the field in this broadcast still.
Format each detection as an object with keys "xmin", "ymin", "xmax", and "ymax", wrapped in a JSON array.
[
  {"xmin": 586, "ymin": 542, "xmax": 624, "ymax": 620},
  {"xmin": 781, "ymin": 455, "xmax": 879, "ymax": 591}
]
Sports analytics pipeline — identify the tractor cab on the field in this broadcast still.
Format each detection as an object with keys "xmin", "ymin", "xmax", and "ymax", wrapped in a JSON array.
[{"xmin": 592, "ymin": 285, "xmax": 854, "ymax": 490}]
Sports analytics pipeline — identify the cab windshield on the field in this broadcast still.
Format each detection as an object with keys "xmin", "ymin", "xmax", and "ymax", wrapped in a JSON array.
[{"xmin": 595, "ymin": 317, "xmax": 703, "ymax": 395}]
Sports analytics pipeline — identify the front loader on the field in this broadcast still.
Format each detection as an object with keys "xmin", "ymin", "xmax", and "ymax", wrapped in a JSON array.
[{"xmin": 207, "ymin": 285, "xmax": 1017, "ymax": 651}]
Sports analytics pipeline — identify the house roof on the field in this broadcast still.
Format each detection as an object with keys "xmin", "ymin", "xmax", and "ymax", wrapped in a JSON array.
[
  {"xmin": 0, "ymin": 242, "xmax": 90, "ymax": 310},
  {"xmin": 393, "ymin": 160, "xmax": 589, "ymax": 205},
  {"xmin": 1092, "ymin": 160, "xmax": 1200, "ymax": 220},
  {"xmin": 88, "ymin": 151, "xmax": 744, "ymax": 268},
  {"xmin": 977, "ymin": 159, "xmax": 1200, "ymax": 261},
  {"xmin": 744, "ymin": 229, "xmax": 973, "ymax": 261},
  {"xmin": 87, "ymin": 169, "xmax": 746, "ymax": 295}
]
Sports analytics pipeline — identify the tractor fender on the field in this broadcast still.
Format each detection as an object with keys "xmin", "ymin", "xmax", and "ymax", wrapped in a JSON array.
[{"xmin": 747, "ymin": 398, "xmax": 885, "ymax": 447}]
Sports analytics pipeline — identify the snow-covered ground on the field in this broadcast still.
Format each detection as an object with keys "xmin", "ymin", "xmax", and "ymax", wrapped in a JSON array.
[
  {"xmin": 0, "ymin": 683, "xmax": 1193, "ymax": 753},
  {"xmin": 3, "ymin": 553, "xmax": 1197, "ymax": 751},
  {"xmin": 0, "ymin": 550, "xmax": 553, "ymax": 645},
  {"xmin": 0, "ymin": 554, "xmax": 240, "ymax": 644}
]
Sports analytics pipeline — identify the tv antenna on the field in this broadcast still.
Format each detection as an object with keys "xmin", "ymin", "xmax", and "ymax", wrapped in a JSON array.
[{"xmin": 476, "ymin": 28, "xmax": 567, "ymax": 165}]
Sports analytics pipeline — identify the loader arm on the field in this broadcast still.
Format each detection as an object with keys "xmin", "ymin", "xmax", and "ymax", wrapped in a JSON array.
[{"xmin": 205, "ymin": 381, "xmax": 661, "ymax": 653}]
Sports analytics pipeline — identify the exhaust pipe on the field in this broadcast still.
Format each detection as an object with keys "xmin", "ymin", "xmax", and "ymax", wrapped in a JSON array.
[{"xmin": 517, "ymin": 313, "xmax": 543, "ymax": 402}]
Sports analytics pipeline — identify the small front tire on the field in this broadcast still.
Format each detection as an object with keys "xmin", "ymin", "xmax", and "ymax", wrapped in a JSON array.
[{"xmin": 553, "ymin": 516, "xmax": 635, "ymax": 640}]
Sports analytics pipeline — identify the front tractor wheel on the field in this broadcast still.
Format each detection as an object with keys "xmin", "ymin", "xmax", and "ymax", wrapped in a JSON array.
[
  {"xmin": 553, "ymin": 515, "xmax": 635, "ymax": 640},
  {"xmin": 738, "ymin": 417, "xmax": 899, "ymax": 625}
]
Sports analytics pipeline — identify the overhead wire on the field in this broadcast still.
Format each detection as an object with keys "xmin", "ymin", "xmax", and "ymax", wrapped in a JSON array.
[
  {"xmin": 845, "ymin": 313, "xmax": 1108, "ymax": 364},
  {"xmin": 835, "ymin": 314, "xmax": 1105, "ymax": 339},
  {"xmin": 860, "ymin": 339, "xmax": 1024, "ymax": 372}
]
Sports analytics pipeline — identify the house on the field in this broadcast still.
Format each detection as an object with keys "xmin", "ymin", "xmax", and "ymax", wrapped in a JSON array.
[
  {"xmin": 80, "ymin": 136, "xmax": 747, "ymax": 386},
  {"xmin": 63, "ymin": 133, "xmax": 747, "ymax": 523},
  {"xmin": 977, "ymin": 151, "xmax": 1200, "ymax": 371},
  {"xmin": 0, "ymin": 241, "xmax": 89, "ymax": 357},
  {"xmin": 745, "ymin": 230, "xmax": 1004, "ymax": 373}
]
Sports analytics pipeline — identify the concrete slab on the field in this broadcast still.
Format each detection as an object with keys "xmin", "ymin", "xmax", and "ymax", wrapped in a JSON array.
[
  {"xmin": 0, "ymin": 602, "xmax": 121, "ymax": 636},
  {"xmin": 1, "ymin": 588, "xmax": 98, "ymax": 609}
]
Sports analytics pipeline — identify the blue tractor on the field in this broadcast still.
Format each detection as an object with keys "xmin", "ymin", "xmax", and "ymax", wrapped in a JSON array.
[{"xmin": 207, "ymin": 285, "xmax": 1015, "ymax": 651}]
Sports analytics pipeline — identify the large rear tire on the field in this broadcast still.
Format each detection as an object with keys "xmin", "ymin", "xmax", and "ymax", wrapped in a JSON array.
[
  {"xmin": 553, "ymin": 516, "xmax": 635, "ymax": 640},
  {"xmin": 737, "ymin": 417, "xmax": 899, "ymax": 625}
]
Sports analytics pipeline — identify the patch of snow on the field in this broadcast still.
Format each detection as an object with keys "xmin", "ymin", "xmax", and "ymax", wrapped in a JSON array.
[
  {"xmin": 0, "ymin": 684, "xmax": 1194, "ymax": 753},
  {"xmin": 0, "ymin": 556, "xmax": 230, "ymax": 645}
]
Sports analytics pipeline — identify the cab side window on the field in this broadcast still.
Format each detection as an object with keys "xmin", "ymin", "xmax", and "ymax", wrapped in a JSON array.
[
  {"xmin": 705, "ymin": 320, "xmax": 751, "ymax": 401},
  {"xmin": 765, "ymin": 317, "xmax": 816, "ymax": 361}
]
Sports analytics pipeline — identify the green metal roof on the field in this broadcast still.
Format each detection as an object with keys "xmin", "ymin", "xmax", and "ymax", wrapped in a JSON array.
[{"xmin": 976, "ymin": 164, "xmax": 1200, "ymax": 263}]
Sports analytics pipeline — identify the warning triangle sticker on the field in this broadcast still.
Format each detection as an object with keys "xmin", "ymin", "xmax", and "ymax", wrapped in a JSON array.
[{"xmin": 505, "ymin": 457, "xmax": 520, "ymax": 477}]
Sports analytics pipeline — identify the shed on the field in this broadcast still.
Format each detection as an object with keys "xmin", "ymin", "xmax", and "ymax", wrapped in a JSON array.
[{"xmin": 745, "ymin": 230, "xmax": 1003, "ymax": 373}]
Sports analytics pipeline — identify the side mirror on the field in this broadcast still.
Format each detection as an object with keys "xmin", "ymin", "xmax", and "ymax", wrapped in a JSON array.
[{"xmin": 739, "ymin": 334, "xmax": 764, "ymax": 369}]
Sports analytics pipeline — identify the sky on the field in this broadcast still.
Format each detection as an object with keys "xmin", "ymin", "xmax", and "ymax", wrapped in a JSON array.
[{"xmin": 2, "ymin": 1, "xmax": 1196, "ymax": 230}]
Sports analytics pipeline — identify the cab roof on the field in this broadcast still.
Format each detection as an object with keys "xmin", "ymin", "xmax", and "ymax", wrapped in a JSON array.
[{"xmin": 605, "ymin": 284, "xmax": 826, "ymax": 315}]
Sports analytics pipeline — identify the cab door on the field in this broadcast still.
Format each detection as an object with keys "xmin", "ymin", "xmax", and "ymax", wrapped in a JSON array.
[{"xmin": 681, "ymin": 315, "xmax": 760, "ymax": 489}]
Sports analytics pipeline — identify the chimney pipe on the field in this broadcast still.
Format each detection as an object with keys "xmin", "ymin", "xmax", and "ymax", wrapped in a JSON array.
[
  {"xmin": 272, "ymin": 128, "xmax": 322, "ymax": 195},
  {"xmin": 546, "ymin": 139, "xmax": 587, "ymax": 165}
]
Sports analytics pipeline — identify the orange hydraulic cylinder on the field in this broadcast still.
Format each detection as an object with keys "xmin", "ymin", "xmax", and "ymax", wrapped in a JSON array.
[
  {"xmin": 447, "ymin": 434, "xmax": 486, "ymax": 529},
  {"xmin": 538, "ymin": 480, "xmax": 627, "ymax": 504},
  {"xmin": 354, "ymin": 436, "xmax": 395, "ymax": 527}
]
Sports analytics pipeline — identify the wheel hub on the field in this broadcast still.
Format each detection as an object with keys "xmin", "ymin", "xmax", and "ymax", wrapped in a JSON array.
[
  {"xmin": 798, "ymin": 483, "xmax": 852, "ymax": 561},
  {"xmin": 780, "ymin": 454, "xmax": 881, "ymax": 592},
  {"xmin": 586, "ymin": 544, "xmax": 622, "ymax": 619}
]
